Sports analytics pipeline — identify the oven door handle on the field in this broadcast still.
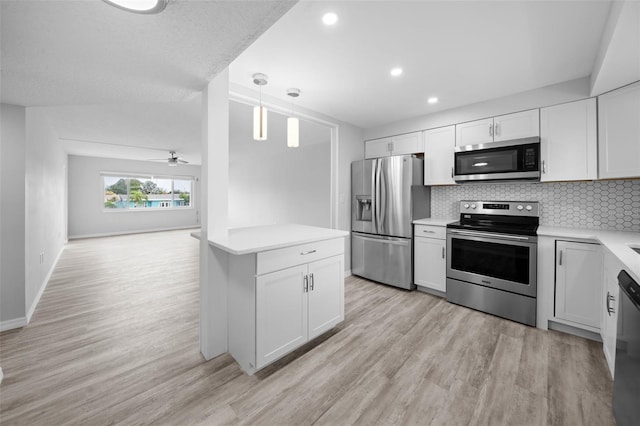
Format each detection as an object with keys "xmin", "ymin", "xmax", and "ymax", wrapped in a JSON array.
[{"xmin": 448, "ymin": 229, "xmax": 533, "ymax": 241}]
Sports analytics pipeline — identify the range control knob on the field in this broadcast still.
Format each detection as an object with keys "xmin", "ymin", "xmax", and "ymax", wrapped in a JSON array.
[
  {"xmin": 526, "ymin": 205, "xmax": 533, "ymax": 211},
  {"xmin": 463, "ymin": 203, "xmax": 470, "ymax": 209},
  {"xmin": 517, "ymin": 205, "xmax": 524, "ymax": 211},
  {"xmin": 471, "ymin": 204, "xmax": 477, "ymax": 209}
]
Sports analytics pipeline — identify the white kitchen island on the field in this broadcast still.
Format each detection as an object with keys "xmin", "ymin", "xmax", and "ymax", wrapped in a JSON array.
[{"xmin": 208, "ymin": 224, "xmax": 349, "ymax": 375}]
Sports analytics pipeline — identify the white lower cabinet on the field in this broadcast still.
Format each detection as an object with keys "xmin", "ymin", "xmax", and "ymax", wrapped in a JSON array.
[
  {"xmin": 229, "ymin": 242, "xmax": 344, "ymax": 375},
  {"xmin": 602, "ymin": 249, "xmax": 622, "ymax": 377},
  {"xmin": 554, "ymin": 240, "xmax": 603, "ymax": 330},
  {"xmin": 256, "ymin": 264, "xmax": 308, "ymax": 368},
  {"xmin": 414, "ymin": 225, "xmax": 446, "ymax": 293}
]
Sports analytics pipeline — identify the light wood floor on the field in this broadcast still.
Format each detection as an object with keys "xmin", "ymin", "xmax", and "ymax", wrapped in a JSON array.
[{"xmin": 0, "ymin": 230, "xmax": 615, "ymax": 425}]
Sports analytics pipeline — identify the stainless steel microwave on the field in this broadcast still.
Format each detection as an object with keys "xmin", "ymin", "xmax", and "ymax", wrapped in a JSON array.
[{"xmin": 453, "ymin": 137, "xmax": 540, "ymax": 183}]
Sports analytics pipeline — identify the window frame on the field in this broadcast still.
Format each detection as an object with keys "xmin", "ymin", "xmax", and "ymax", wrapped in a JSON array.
[{"xmin": 101, "ymin": 172, "xmax": 195, "ymax": 213}]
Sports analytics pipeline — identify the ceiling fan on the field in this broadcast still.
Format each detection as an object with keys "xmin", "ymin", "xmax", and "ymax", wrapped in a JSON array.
[{"xmin": 148, "ymin": 151, "xmax": 189, "ymax": 166}]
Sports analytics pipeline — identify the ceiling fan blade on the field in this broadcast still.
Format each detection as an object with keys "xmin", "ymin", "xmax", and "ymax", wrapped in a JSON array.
[
  {"xmin": 147, "ymin": 158, "xmax": 168, "ymax": 161},
  {"xmin": 177, "ymin": 159, "xmax": 189, "ymax": 163}
]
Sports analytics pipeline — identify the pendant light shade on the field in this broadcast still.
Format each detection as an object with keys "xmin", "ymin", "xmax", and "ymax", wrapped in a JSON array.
[
  {"xmin": 287, "ymin": 88, "xmax": 301, "ymax": 148},
  {"xmin": 252, "ymin": 73, "xmax": 268, "ymax": 141},
  {"xmin": 253, "ymin": 105, "xmax": 268, "ymax": 140},
  {"xmin": 287, "ymin": 117, "xmax": 299, "ymax": 148}
]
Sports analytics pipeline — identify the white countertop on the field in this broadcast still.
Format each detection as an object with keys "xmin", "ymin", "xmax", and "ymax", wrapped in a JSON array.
[
  {"xmin": 413, "ymin": 218, "xmax": 456, "ymax": 227},
  {"xmin": 538, "ymin": 225, "xmax": 640, "ymax": 283},
  {"xmin": 208, "ymin": 224, "xmax": 349, "ymax": 255}
]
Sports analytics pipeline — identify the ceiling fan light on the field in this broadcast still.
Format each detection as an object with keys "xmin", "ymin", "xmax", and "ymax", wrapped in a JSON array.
[
  {"xmin": 287, "ymin": 117, "xmax": 299, "ymax": 148},
  {"xmin": 253, "ymin": 106, "xmax": 268, "ymax": 141},
  {"xmin": 103, "ymin": 0, "xmax": 168, "ymax": 14}
]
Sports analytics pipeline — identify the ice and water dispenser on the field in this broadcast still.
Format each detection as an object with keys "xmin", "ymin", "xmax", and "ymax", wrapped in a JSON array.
[{"xmin": 355, "ymin": 195, "xmax": 372, "ymax": 222}]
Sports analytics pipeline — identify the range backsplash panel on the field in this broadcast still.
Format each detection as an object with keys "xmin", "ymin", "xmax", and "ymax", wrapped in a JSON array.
[{"xmin": 431, "ymin": 180, "xmax": 640, "ymax": 232}]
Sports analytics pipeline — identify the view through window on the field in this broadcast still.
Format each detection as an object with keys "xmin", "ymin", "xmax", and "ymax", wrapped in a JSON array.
[{"xmin": 103, "ymin": 174, "xmax": 193, "ymax": 210}]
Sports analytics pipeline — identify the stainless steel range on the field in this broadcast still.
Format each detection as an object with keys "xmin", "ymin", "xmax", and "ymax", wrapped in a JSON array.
[{"xmin": 446, "ymin": 201, "xmax": 539, "ymax": 326}]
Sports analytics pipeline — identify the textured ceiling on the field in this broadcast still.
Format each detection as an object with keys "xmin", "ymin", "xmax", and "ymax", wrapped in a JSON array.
[
  {"xmin": 0, "ymin": 0, "xmax": 296, "ymax": 106},
  {"xmin": 230, "ymin": 0, "xmax": 613, "ymax": 128}
]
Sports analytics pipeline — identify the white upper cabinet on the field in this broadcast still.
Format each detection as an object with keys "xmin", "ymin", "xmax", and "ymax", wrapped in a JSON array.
[
  {"xmin": 365, "ymin": 132, "xmax": 423, "ymax": 159},
  {"xmin": 455, "ymin": 109, "xmax": 539, "ymax": 147},
  {"xmin": 540, "ymin": 98, "xmax": 597, "ymax": 182},
  {"xmin": 455, "ymin": 117, "xmax": 494, "ymax": 146},
  {"xmin": 423, "ymin": 125, "xmax": 455, "ymax": 185},
  {"xmin": 598, "ymin": 81, "xmax": 640, "ymax": 179}
]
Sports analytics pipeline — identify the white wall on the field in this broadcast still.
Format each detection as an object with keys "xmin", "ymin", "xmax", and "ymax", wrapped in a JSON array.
[
  {"xmin": 0, "ymin": 104, "xmax": 26, "ymax": 325},
  {"xmin": 24, "ymin": 108, "xmax": 68, "ymax": 321},
  {"xmin": 67, "ymin": 155, "xmax": 201, "ymax": 239},
  {"xmin": 336, "ymin": 122, "xmax": 365, "ymax": 274},
  {"xmin": 364, "ymin": 77, "xmax": 592, "ymax": 140},
  {"xmin": 228, "ymin": 101, "xmax": 332, "ymax": 229}
]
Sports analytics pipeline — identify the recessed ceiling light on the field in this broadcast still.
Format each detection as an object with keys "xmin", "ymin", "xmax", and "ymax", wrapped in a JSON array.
[
  {"xmin": 103, "ymin": 0, "xmax": 168, "ymax": 14},
  {"xmin": 428, "ymin": 97, "xmax": 439, "ymax": 104},
  {"xmin": 322, "ymin": 12, "xmax": 338, "ymax": 26},
  {"xmin": 390, "ymin": 68, "xmax": 403, "ymax": 77}
]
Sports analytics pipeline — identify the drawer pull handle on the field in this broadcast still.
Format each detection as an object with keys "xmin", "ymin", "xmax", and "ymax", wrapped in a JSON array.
[
  {"xmin": 423, "ymin": 230, "xmax": 435, "ymax": 234},
  {"xmin": 606, "ymin": 291, "xmax": 615, "ymax": 315},
  {"xmin": 442, "ymin": 247, "xmax": 445, "ymax": 259},
  {"xmin": 300, "ymin": 250, "xmax": 317, "ymax": 256}
]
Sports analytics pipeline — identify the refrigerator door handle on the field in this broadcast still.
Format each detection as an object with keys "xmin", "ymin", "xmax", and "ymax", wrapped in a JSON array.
[{"xmin": 374, "ymin": 159, "xmax": 382, "ymax": 234}]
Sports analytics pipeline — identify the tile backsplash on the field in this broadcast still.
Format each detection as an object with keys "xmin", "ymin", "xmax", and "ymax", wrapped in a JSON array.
[{"xmin": 431, "ymin": 180, "xmax": 640, "ymax": 232}]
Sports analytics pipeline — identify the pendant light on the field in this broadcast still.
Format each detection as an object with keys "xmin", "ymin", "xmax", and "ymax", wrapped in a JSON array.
[
  {"xmin": 252, "ymin": 73, "xmax": 268, "ymax": 141},
  {"xmin": 287, "ymin": 88, "xmax": 300, "ymax": 148}
]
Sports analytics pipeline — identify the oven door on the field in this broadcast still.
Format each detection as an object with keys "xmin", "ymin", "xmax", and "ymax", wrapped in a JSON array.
[{"xmin": 446, "ymin": 229, "xmax": 537, "ymax": 297}]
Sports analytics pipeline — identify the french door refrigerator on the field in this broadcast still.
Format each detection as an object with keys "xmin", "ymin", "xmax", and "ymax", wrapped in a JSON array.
[{"xmin": 351, "ymin": 156, "xmax": 430, "ymax": 290}]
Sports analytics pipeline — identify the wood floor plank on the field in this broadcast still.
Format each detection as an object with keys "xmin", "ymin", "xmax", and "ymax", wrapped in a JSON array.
[{"xmin": 0, "ymin": 230, "xmax": 616, "ymax": 425}]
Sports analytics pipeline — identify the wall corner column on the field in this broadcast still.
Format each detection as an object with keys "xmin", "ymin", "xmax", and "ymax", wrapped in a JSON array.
[{"xmin": 200, "ymin": 68, "xmax": 230, "ymax": 360}]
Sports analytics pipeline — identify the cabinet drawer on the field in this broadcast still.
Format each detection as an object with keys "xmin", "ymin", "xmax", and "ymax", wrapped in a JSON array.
[
  {"xmin": 414, "ymin": 225, "xmax": 446, "ymax": 240},
  {"xmin": 257, "ymin": 238, "xmax": 344, "ymax": 275}
]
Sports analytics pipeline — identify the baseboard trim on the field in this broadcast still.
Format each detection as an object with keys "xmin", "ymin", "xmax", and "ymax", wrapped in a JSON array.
[
  {"xmin": 68, "ymin": 225, "xmax": 199, "ymax": 240},
  {"xmin": 548, "ymin": 320, "xmax": 602, "ymax": 342},
  {"xmin": 26, "ymin": 245, "xmax": 65, "ymax": 323},
  {"xmin": 0, "ymin": 316, "xmax": 27, "ymax": 332}
]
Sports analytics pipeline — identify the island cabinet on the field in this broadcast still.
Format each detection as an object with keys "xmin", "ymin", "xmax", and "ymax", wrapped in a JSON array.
[{"xmin": 228, "ymin": 237, "xmax": 344, "ymax": 375}]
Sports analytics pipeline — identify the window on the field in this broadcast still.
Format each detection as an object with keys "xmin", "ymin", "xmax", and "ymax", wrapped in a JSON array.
[{"xmin": 102, "ymin": 174, "xmax": 193, "ymax": 211}]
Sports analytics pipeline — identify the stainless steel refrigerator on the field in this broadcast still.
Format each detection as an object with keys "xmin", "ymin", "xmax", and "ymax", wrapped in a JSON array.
[{"xmin": 351, "ymin": 156, "xmax": 430, "ymax": 290}]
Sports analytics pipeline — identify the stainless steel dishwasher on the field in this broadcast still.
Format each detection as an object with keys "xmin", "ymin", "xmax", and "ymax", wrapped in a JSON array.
[{"xmin": 613, "ymin": 270, "xmax": 640, "ymax": 426}]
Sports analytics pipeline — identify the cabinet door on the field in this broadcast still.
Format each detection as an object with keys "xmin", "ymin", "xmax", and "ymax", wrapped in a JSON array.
[
  {"xmin": 455, "ymin": 118, "xmax": 494, "ymax": 146},
  {"xmin": 493, "ymin": 109, "xmax": 539, "ymax": 141},
  {"xmin": 365, "ymin": 138, "xmax": 392, "ymax": 159},
  {"xmin": 540, "ymin": 98, "xmax": 597, "ymax": 182},
  {"xmin": 391, "ymin": 132, "xmax": 423, "ymax": 156},
  {"xmin": 256, "ymin": 264, "xmax": 308, "ymax": 369},
  {"xmin": 414, "ymin": 236, "xmax": 446, "ymax": 292},
  {"xmin": 423, "ymin": 126, "xmax": 455, "ymax": 185},
  {"xmin": 598, "ymin": 82, "xmax": 640, "ymax": 179},
  {"xmin": 308, "ymin": 255, "xmax": 344, "ymax": 340},
  {"xmin": 555, "ymin": 241, "xmax": 603, "ymax": 329},
  {"xmin": 602, "ymin": 250, "xmax": 621, "ymax": 377}
]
